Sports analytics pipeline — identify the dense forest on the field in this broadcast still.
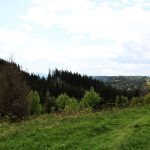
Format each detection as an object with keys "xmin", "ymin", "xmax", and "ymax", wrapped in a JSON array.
[
  {"xmin": 0, "ymin": 58, "xmax": 140, "ymax": 103},
  {"xmin": 0, "ymin": 58, "xmax": 149, "ymax": 121}
]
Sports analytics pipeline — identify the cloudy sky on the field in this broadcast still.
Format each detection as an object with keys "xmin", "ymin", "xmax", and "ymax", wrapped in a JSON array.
[{"xmin": 0, "ymin": 0, "xmax": 150, "ymax": 76}]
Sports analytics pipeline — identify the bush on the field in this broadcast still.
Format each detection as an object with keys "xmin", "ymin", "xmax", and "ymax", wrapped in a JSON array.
[
  {"xmin": 56, "ymin": 93, "xmax": 70, "ymax": 111},
  {"xmin": 28, "ymin": 90, "xmax": 42, "ymax": 115},
  {"xmin": 64, "ymin": 98, "xmax": 79, "ymax": 113},
  {"xmin": 130, "ymin": 93, "xmax": 150, "ymax": 107},
  {"xmin": 115, "ymin": 96, "xmax": 129, "ymax": 108},
  {"xmin": 56, "ymin": 89, "xmax": 101, "ymax": 113},
  {"xmin": 0, "ymin": 63, "xmax": 30, "ymax": 121},
  {"xmin": 130, "ymin": 97, "xmax": 144, "ymax": 107},
  {"xmin": 120, "ymin": 96, "xmax": 129, "ymax": 107},
  {"xmin": 56, "ymin": 93, "xmax": 80, "ymax": 112},
  {"xmin": 80, "ymin": 87, "xmax": 101, "ymax": 109},
  {"xmin": 143, "ymin": 93, "xmax": 150, "ymax": 104}
]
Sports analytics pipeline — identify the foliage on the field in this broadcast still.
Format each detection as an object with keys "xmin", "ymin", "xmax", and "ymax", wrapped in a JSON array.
[
  {"xmin": 0, "ymin": 58, "xmax": 140, "ymax": 107},
  {"xmin": 0, "ymin": 63, "xmax": 30, "ymax": 121},
  {"xmin": 44, "ymin": 91, "xmax": 56, "ymax": 113},
  {"xmin": 120, "ymin": 96, "xmax": 129, "ymax": 107},
  {"xmin": 80, "ymin": 87, "xmax": 101, "ymax": 109},
  {"xmin": 115, "ymin": 96, "xmax": 129, "ymax": 108},
  {"xmin": 143, "ymin": 93, "xmax": 150, "ymax": 104},
  {"xmin": 115, "ymin": 95, "xmax": 120, "ymax": 107},
  {"xmin": 56, "ymin": 93, "xmax": 71, "ymax": 111},
  {"xmin": 56, "ymin": 93, "xmax": 80, "ymax": 112},
  {"xmin": 28, "ymin": 90, "xmax": 42, "ymax": 115},
  {"xmin": 0, "ymin": 58, "xmax": 149, "ymax": 120},
  {"xmin": 64, "ymin": 97, "xmax": 79, "ymax": 113},
  {"xmin": 130, "ymin": 94, "xmax": 150, "ymax": 107},
  {"xmin": 130, "ymin": 97, "xmax": 145, "ymax": 107}
]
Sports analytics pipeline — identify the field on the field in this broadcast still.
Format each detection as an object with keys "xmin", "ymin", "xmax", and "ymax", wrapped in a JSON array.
[{"xmin": 0, "ymin": 106, "xmax": 150, "ymax": 150}]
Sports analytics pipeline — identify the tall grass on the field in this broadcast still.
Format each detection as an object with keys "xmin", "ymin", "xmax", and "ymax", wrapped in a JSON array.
[{"xmin": 0, "ymin": 106, "xmax": 150, "ymax": 150}]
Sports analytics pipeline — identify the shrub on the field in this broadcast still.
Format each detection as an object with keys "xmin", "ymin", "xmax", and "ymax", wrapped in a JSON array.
[
  {"xmin": 28, "ymin": 90, "xmax": 42, "ymax": 115},
  {"xmin": 143, "ymin": 93, "xmax": 150, "ymax": 104},
  {"xmin": 120, "ymin": 96, "xmax": 129, "ymax": 107},
  {"xmin": 0, "ymin": 63, "xmax": 30, "ymax": 121},
  {"xmin": 56, "ymin": 93, "xmax": 70, "ymax": 111},
  {"xmin": 64, "ymin": 98, "xmax": 79, "ymax": 113},
  {"xmin": 115, "ymin": 96, "xmax": 129, "ymax": 108},
  {"xmin": 80, "ymin": 87, "xmax": 101, "ymax": 109},
  {"xmin": 130, "ymin": 93, "xmax": 150, "ymax": 107},
  {"xmin": 130, "ymin": 97, "xmax": 137, "ymax": 107},
  {"xmin": 130, "ymin": 97, "xmax": 144, "ymax": 107},
  {"xmin": 56, "ymin": 93, "xmax": 80, "ymax": 112},
  {"xmin": 57, "ymin": 89, "xmax": 101, "ymax": 112}
]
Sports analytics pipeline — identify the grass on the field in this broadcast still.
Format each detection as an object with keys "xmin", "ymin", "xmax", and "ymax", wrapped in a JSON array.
[{"xmin": 0, "ymin": 106, "xmax": 150, "ymax": 150}]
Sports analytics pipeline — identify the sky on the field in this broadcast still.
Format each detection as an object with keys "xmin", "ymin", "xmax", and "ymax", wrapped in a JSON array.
[{"xmin": 0, "ymin": 0, "xmax": 150, "ymax": 76}]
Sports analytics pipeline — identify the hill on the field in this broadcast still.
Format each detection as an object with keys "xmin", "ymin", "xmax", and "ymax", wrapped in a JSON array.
[
  {"xmin": 93, "ymin": 76, "xmax": 148, "ymax": 92},
  {"xmin": 0, "ymin": 106, "xmax": 149, "ymax": 150},
  {"xmin": 0, "ymin": 58, "xmax": 133, "ymax": 106}
]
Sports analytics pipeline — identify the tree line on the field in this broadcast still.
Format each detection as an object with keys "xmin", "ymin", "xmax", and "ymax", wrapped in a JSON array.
[{"xmin": 0, "ymin": 58, "xmax": 147, "ymax": 121}]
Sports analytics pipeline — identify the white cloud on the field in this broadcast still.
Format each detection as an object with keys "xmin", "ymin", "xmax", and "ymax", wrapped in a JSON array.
[
  {"xmin": 0, "ymin": 27, "xmax": 56, "ymax": 72},
  {"xmin": 1, "ymin": 0, "xmax": 150, "ymax": 75},
  {"xmin": 70, "ymin": 34, "xmax": 85, "ymax": 44},
  {"xmin": 0, "ymin": 26, "xmax": 122, "ymax": 74},
  {"xmin": 20, "ymin": 0, "xmax": 150, "ymax": 41},
  {"xmin": 0, "ymin": 27, "xmax": 29, "ymax": 45},
  {"xmin": 21, "ymin": 23, "xmax": 33, "ymax": 31}
]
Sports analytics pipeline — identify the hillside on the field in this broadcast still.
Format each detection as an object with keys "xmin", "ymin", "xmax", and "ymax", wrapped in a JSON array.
[
  {"xmin": 0, "ymin": 58, "xmax": 115, "ymax": 101},
  {"xmin": 0, "ymin": 58, "xmax": 133, "ymax": 106},
  {"xmin": 94, "ymin": 76, "xmax": 148, "ymax": 91},
  {"xmin": 0, "ymin": 106, "xmax": 149, "ymax": 150}
]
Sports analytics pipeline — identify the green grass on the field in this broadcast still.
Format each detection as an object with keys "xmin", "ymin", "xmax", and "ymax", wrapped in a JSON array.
[{"xmin": 0, "ymin": 106, "xmax": 150, "ymax": 150}]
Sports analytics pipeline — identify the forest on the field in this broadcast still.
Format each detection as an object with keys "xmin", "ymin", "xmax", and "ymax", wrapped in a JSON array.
[
  {"xmin": 0, "ymin": 58, "xmax": 150, "ymax": 121},
  {"xmin": 94, "ymin": 76, "xmax": 147, "ymax": 91}
]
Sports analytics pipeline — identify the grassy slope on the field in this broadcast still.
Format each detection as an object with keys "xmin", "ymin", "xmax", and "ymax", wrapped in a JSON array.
[{"xmin": 0, "ymin": 106, "xmax": 150, "ymax": 150}]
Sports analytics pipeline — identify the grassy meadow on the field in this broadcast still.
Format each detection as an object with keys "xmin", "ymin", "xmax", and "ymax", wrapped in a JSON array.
[{"xmin": 0, "ymin": 106, "xmax": 150, "ymax": 150}]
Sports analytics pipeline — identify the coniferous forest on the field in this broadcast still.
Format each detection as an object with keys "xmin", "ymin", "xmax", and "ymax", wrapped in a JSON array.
[{"xmin": 0, "ymin": 58, "xmax": 149, "ymax": 121}]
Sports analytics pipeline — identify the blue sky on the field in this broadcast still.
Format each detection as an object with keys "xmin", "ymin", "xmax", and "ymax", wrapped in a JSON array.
[{"xmin": 0, "ymin": 0, "xmax": 150, "ymax": 75}]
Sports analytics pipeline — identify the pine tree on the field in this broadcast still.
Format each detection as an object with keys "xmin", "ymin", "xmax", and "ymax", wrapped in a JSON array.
[
  {"xmin": 44, "ymin": 91, "xmax": 52, "ymax": 113},
  {"xmin": 0, "ymin": 63, "xmax": 30, "ymax": 121}
]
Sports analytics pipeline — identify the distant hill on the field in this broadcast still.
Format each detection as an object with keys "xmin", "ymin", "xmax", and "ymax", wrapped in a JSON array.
[
  {"xmin": 93, "ymin": 76, "xmax": 149, "ymax": 91},
  {"xmin": 35, "ymin": 73, "xmax": 47, "ymax": 78}
]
